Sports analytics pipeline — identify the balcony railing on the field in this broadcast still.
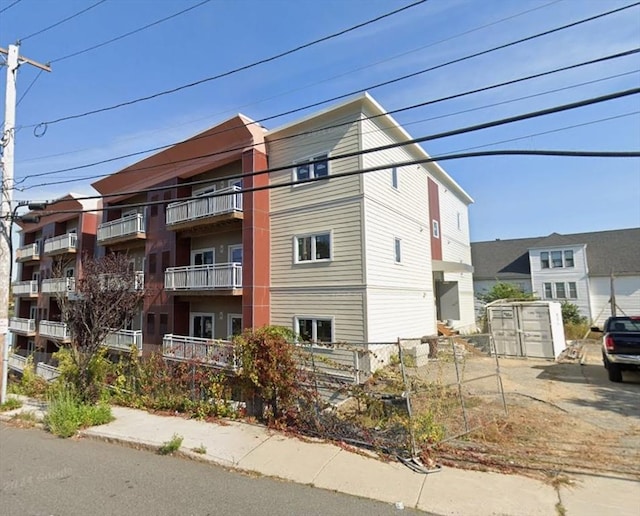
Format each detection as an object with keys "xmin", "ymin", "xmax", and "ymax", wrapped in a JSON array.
[
  {"xmin": 164, "ymin": 263, "xmax": 242, "ymax": 291},
  {"xmin": 42, "ymin": 277, "xmax": 76, "ymax": 295},
  {"xmin": 36, "ymin": 363, "xmax": 61, "ymax": 381},
  {"xmin": 8, "ymin": 317, "xmax": 36, "ymax": 335},
  {"xmin": 99, "ymin": 271, "xmax": 144, "ymax": 291},
  {"xmin": 8, "ymin": 353, "xmax": 27, "ymax": 372},
  {"xmin": 166, "ymin": 185, "xmax": 242, "ymax": 227},
  {"xmin": 44, "ymin": 233, "xmax": 78, "ymax": 256},
  {"xmin": 12, "ymin": 280, "xmax": 38, "ymax": 297},
  {"xmin": 16, "ymin": 243, "xmax": 39, "ymax": 262},
  {"xmin": 39, "ymin": 320, "xmax": 71, "ymax": 342},
  {"xmin": 97, "ymin": 213, "xmax": 145, "ymax": 244},
  {"xmin": 163, "ymin": 334, "xmax": 240, "ymax": 372},
  {"xmin": 104, "ymin": 329, "xmax": 143, "ymax": 353}
]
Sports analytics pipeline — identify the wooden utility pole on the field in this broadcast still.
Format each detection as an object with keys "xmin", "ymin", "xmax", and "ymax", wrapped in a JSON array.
[
  {"xmin": 610, "ymin": 272, "xmax": 617, "ymax": 318},
  {"xmin": 0, "ymin": 44, "xmax": 51, "ymax": 404}
]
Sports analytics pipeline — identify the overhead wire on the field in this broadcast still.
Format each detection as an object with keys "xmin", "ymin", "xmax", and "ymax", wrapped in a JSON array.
[
  {"xmin": 23, "ymin": 86, "xmax": 640, "ymax": 202},
  {"xmin": 29, "ymin": 0, "xmax": 429, "ymax": 128},
  {"xmin": 49, "ymin": 0, "xmax": 212, "ymax": 64},
  {"xmin": 28, "ymin": 1, "xmax": 638, "ymax": 130},
  {"xmin": 19, "ymin": 0, "xmax": 108, "ymax": 42},
  {"xmin": 0, "ymin": 0, "xmax": 21, "ymax": 15},
  {"xmin": 16, "ymin": 69, "xmax": 43, "ymax": 106},
  {"xmin": 17, "ymin": 47, "xmax": 640, "ymax": 186},
  {"xmin": 17, "ymin": 0, "xmax": 566, "ymax": 164}
]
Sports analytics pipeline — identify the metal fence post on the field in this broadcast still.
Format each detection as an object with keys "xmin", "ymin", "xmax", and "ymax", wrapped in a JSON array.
[
  {"xmin": 397, "ymin": 337, "xmax": 418, "ymax": 458},
  {"xmin": 451, "ymin": 336, "xmax": 469, "ymax": 432}
]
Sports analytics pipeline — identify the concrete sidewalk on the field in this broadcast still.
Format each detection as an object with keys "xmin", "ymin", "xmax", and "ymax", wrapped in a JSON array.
[{"xmin": 2, "ymin": 399, "xmax": 639, "ymax": 515}]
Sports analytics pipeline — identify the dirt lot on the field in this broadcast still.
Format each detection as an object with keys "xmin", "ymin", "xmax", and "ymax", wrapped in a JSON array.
[{"xmin": 412, "ymin": 341, "xmax": 640, "ymax": 480}]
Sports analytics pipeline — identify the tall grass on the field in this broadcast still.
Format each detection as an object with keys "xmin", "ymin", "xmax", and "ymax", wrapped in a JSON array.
[{"xmin": 45, "ymin": 387, "xmax": 113, "ymax": 438}]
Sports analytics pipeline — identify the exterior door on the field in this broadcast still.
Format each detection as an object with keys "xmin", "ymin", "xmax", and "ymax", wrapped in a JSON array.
[
  {"xmin": 192, "ymin": 249, "xmax": 214, "ymax": 266},
  {"xmin": 191, "ymin": 313, "xmax": 214, "ymax": 339},
  {"xmin": 228, "ymin": 245, "xmax": 242, "ymax": 264},
  {"xmin": 228, "ymin": 314, "xmax": 242, "ymax": 338}
]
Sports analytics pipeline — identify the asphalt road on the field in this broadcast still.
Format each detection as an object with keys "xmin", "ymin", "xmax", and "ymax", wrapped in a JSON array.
[{"xmin": 0, "ymin": 424, "xmax": 428, "ymax": 516}]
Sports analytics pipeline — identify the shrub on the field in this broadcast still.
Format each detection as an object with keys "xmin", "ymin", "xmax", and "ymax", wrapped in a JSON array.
[
  {"xmin": 158, "ymin": 434, "xmax": 183, "ymax": 455},
  {"xmin": 0, "ymin": 398, "xmax": 22, "ymax": 412},
  {"xmin": 44, "ymin": 386, "xmax": 113, "ymax": 438},
  {"xmin": 561, "ymin": 301, "xmax": 587, "ymax": 325},
  {"xmin": 12, "ymin": 356, "xmax": 50, "ymax": 399}
]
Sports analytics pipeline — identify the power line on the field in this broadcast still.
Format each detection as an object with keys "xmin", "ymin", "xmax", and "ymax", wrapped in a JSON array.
[
  {"xmin": 24, "ymin": 86, "xmax": 640, "ymax": 198},
  {"xmin": 18, "ymin": 0, "xmax": 564, "ymax": 165},
  {"xmin": 16, "ymin": 69, "xmax": 43, "ymax": 106},
  {"xmin": 23, "ymin": 149, "xmax": 640, "ymax": 218},
  {"xmin": 30, "ymin": 0, "xmax": 429, "ymax": 128},
  {"xmin": 19, "ymin": 0, "xmax": 108, "ymax": 43},
  {"xmin": 49, "ymin": 0, "xmax": 212, "ymax": 64},
  {"xmin": 18, "ymin": 48, "xmax": 640, "ymax": 186},
  {"xmin": 0, "ymin": 0, "xmax": 21, "ymax": 15}
]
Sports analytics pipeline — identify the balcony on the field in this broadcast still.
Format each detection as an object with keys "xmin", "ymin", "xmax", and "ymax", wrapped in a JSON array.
[
  {"xmin": 15, "ymin": 243, "xmax": 40, "ymax": 262},
  {"xmin": 103, "ymin": 329, "xmax": 142, "ymax": 353},
  {"xmin": 8, "ymin": 317, "xmax": 36, "ymax": 336},
  {"xmin": 163, "ymin": 334, "xmax": 239, "ymax": 372},
  {"xmin": 42, "ymin": 277, "xmax": 76, "ymax": 296},
  {"xmin": 164, "ymin": 263, "xmax": 242, "ymax": 294},
  {"xmin": 39, "ymin": 320, "xmax": 71, "ymax": 343},
  {"xmin": 97, "ymin": 213, "xmax": 145, "ymax": 246},
  {"xmin": 166, "ymin": 185, "xmax": 242, "ymax": 232},
  {"xmin": 12, "ymin": 280, "xmax": 39, "ymax": 297},
  {"xmin": 44, "ymin": 233, "xmax": 78, "ymax": 256},
  {"xmin": 8, "ymin": 353, "xmax": 27, "ymax": 373},
  {"xmin": 99, "ymin": 271, "xmax": 144, "ymax": 291}
]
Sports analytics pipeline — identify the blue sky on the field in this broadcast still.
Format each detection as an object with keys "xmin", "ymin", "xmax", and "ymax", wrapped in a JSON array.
[{"xmin": 1, "ymin": 0, "xmax": 639, "ymax": 241}]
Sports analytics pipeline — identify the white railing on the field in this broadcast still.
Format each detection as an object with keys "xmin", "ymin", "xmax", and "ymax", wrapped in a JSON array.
[
  {"xmin": 8, "ymin": 353, "xmax": 27, "ymax": 372},
  {"xmin": 104, "ymin": 329, "xmax": 143, "ymax": 352},
  {"xmin": 39, "ymin": 320, "xmax": 70, "ymax": 341},
  {"xmin": 44, "ymin": 233, "xmax": 78, "ymax": 255},
  {"xmin": 99, "ymin": 271, "xmax": 144, "ymax": 291},
  {"xmin": 41, "ymin": 277, "xmax": 76, "ymax": 295},
  {"xmin": 12, "ymin": 280, "xmax": 38, "ymax": 296},
  {"xmin": 16, "ymin": 243, "xmax": 39, "ymax": 261},
  {"xmin": 97, "ymin": 213, "xmax": 145, "ymax": 243},
  {"xmin": 164, "ymin": 263, "xmax": 242, "ymax": 291},
  {"xmin": 166, "ymin": 185, "xmax": 242, "ymax": 226},
  {"xmin": 36, "ymin": 363, "xmax": 61, "ymax": 381},
  {"xmin": 134, "ymin": 271, "xmax": 144, "ymax": 290},
  {"xmin": 8, "ymin": 317, "xmax": 36, "ymax": 334},
  {"xmin": 163, "ymin": 334, "xmax": 240, "ymax": 371}
]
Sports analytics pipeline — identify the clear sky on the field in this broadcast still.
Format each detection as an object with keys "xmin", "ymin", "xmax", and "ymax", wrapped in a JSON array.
[{"xmin": 1, "ymin": 0, "xmax": 639, "ymax": 242}]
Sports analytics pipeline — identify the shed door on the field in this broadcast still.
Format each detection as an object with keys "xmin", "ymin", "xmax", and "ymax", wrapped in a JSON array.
[
  {"xmin": 489, "ymin": 307, "xmax": 522, "ymax": 356},
  {"xmin": 520, "ymin": 306, "xmax": 554, "ymax": 358}
]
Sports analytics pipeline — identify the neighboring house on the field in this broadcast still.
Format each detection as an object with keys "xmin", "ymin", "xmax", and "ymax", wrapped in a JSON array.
[
  {"xmin": 10, "ymin": 93, "xmax": 476, "ymax": 357},
  {"xmin": 10, "ymin": 194, "xmax": 100, "ymax": 360},
  {"xmin": 471, "ymin": 228, "xmax": 640, "ymax": 324}
]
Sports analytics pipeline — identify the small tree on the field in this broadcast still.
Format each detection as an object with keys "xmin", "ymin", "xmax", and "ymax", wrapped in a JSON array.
[
  {"xmin": 54, "ymin": 253, "xmax": 144, "ymax": 402},
  {"xmin": 477, "ymin": 282, "xmax": 536, "ymax": 304},
  {"xmin": 560, "ymin": 301, "xmax": 587, "ymax": 325}
]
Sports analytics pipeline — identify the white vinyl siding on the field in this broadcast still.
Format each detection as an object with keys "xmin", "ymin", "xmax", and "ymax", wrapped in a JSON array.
[
  {"xmin": 366, "ymin": 289, "xmax": 435, "ymax": 342},
  {"xmin": 271, "ymin": 290, "xmax": 365, "ymax": 343},
  {"xmin": 589, "ymin": 275, "xmax": 640, "ymax": 326}
]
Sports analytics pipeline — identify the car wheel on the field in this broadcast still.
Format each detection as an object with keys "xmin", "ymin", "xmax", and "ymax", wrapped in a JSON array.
[{"xmin": 607, "ymin": 362, "xmax": 623, "ymax": 383}]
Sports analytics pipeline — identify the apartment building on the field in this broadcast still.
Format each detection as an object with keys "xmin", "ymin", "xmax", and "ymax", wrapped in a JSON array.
[
  {"xmin": 10, "ymin": 94, "xmax": 476, "ymax": 359},
  {"xmin": 10, "ymin": 195, "xmax": 99, "ymax": 359}
]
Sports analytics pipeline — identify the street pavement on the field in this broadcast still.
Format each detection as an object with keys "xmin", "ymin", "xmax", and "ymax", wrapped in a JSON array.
[{"xmin": 2, "ymin": 397, "xmax": 639, "ymax": 515}]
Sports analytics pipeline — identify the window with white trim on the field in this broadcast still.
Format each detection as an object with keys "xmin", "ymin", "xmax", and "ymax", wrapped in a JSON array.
[
  {"xmin": 295, "ymin": 232, "xmax": 331, "ymax": 262},
  {"xmin": 296, "ymin": 317, "xmax": 333, "ymax": 343},
  {"xmin": 391, "ymin": 167, "xmax": 398, "ymax": 189},
  {"xmin": 294, "ymin": 154, "xmax": 329, "ymax": 182},
  {"xmin": 544, "ymin": 281, "xmax": 578, "ymax": 299},
  {"xmin": 555, "ymin": 282, "xmax": 566, "ymax": 299},
  {"xmin": 540, "ymin": 250, "xmax": 575, "ymax": 269},
  {"xmin": 432, "ymin": 220, "xmax": 440, "ymax": 239},
  {"xmin": 544, "ymin": 283, "xmax": 553, "ymax": 299},
  {"xmin": 394, "ymin": 238, "xmax": 402, "ymax": 263}
]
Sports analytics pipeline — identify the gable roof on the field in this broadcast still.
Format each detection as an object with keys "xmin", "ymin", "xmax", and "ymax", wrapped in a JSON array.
[{"xmin": 471, "ymin": 228, "xmax": 640, "ymax": 279}]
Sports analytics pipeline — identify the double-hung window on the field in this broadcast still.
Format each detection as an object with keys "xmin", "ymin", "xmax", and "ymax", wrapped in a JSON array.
[
  {"xmin": 296, "ymin": 317, "xmax": 333, "ymax": 343},
  {"xmin": 394, "ymin": 238, "xmax": 402, "ymax": 263},
  {"xmin": 540, "ymin": 249, "xmax": 575, "ymax": 268},
  {"xmin": 295, "ymin": 232, "xmax": 331, "ymax": 262},
  {"xmin": 294, "ymin": 154, "xmax": 329, "ymax": 182}
]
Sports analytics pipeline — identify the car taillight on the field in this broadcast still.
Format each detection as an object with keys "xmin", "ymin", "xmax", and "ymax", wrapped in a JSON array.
[{"xmin": 605, "ymin": 335, "xmax": 616, "ymax": 351}]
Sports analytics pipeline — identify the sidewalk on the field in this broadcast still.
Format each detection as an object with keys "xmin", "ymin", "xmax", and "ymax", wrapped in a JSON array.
[{"xmin": 2, "ymin": 398, "xmax": 639, "ymax": 515}]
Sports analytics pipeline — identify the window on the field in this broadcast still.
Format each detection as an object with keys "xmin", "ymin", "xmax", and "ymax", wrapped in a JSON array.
[
  {"xmin": 551, "ymin": 251, "xmax": 563, "ymax": 268},
  {"xmin": 391, "ymin": 167, "xmax": 398, "ymax": 189},
  {"xmin": 432, "ymin": 220, "xmax": 440, "ymax": 239},
  {"xmin": 228, "ymin": 244, "xmax": 243, "ymax": 264},
  {"xmin": 146, "ymin": 313, "xmax": 155, "ymax": 336},
  {"xmin": 294, "ymin": 154, "xmax": 329, "ymax": 182},
  {"xmin": 159, "ymin": 314, "xmax": 168, "ymax": 336},
  {"xmin": 564, "ymin": 250, "xmax": 574, "ymax": 268},
  {"xmin": 457, "ymin": 212, "xmax": 461, "ymax": 231},
  {"xmin": 295, "ymin": 233, "xmax": 331, "ymax": 262},
  {"xmin": 192, "ymin": 249, "xmax": 214, "ymax": 266},
  {"xmin": 555, "ymin": 282, "xmax": 566, "ymax": 299},
  {"xmin": 296, "ymin": 317, "xmax": 333, "ymax": 343},
  {"xmin": 544, "ymin": 283, "xmax": 553, "ymax": 299},
  {"xmin": 568, "ymin": 282, "xmax": 578, "ymax": 299},
  {"xmin": 541, "ymin": 252, "xmax": 550, "ymax": 269},
  {"xmin": 148, "ymin": 253, "xmax": 157, "ymax": 274},
  {"xmin": 394, "ymin": 238, "xmax": 402, "ymax": 263}
]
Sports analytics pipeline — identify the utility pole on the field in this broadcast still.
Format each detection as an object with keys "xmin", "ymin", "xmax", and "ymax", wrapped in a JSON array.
[
  {"xmin": 0, "ymin": 44, "xmax": 50, "ymax": 404},
  {"xmin": 610, "ymin": 272, "xmax": 617, "ymax": 318}
]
